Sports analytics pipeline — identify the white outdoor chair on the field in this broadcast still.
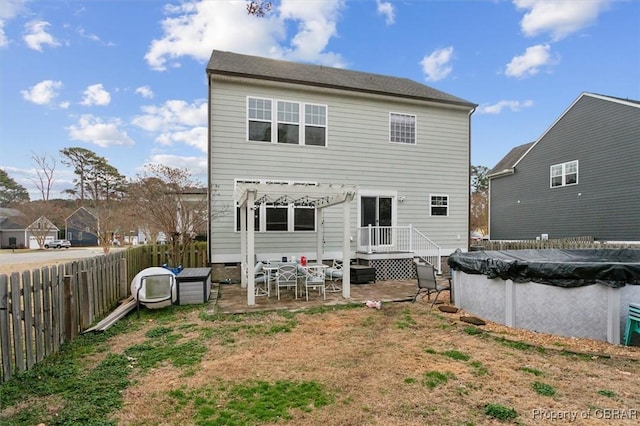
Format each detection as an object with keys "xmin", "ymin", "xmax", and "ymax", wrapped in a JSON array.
[
  {"xmin": 324, "ymin": 258, "xmax": 343, "ymax": 292},
  {"xmin": 302, "ymin": 265, "xmax": 326, "ymax": 301},
  {"xmin": 244, "ymin": 261, "xmax": 271, "ymax": 297},
  {"xmin": 276, "ymin": 263, "xmax": 298, "ymax": 300}
]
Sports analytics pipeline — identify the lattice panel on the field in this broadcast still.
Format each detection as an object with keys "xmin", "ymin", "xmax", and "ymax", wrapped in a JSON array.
[{"xmin": 367, "ymin": 258, "xmax": 415, "ymax": 281}]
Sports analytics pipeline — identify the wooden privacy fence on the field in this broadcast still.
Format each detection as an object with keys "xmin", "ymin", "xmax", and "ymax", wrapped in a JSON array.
[{"xmin": 0, "ymin": 242, "xmax": 209, "ymax": 383}]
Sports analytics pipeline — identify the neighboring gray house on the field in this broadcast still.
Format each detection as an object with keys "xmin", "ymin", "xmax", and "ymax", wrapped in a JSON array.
[
  {"xmin": 206, "ymin": 50, "xmax": 476, "ymax": 282},
  {"xmin": 65, "ymin": 207, "xmax": 98, "ymax": 247},
  {"xmin": 0, "ymin": 208, "xmax": 58, "ymax": 249},
  {"xmin": 488, "ymin": 92, "xmax": 640, "ymax": 242}
]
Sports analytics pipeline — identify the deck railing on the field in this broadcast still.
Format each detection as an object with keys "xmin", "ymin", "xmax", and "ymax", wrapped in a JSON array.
[{"xmin": 356, "ymin": 225, "xmax": 441, "ymax": 272}]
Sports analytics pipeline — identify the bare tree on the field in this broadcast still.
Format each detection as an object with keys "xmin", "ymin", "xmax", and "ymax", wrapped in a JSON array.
[
  {"xmin": 470, "ymin": 165, "xmax": 489, "ymax": 235},
  {"xmin": 31, "ymin": 152, "xmax": 57, "ymax": 201},
  {"xmin": 246, "ymin": 0, "xmax": 272, "ymax": 17},
  {"xmin": 128, "ymin": 165, "xmax": 228, "ymax": 267}
]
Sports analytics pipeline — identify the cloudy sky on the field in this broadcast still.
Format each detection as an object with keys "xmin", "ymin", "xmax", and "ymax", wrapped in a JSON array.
[{"xmin": 1, "ymin": 0, "xmax": 638, "ymax": 199}]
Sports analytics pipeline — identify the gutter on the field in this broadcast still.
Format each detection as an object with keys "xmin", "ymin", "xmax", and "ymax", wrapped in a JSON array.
[{"xmin": 487, "ymin": 168, "xmax": 515, "ymax": 179}]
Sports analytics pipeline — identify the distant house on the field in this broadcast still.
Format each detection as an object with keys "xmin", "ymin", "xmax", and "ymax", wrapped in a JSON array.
[
  {"xmin": 65, "ymin": 207, "xmax": 98, "ymax": 247},
  {"xmin": 0, "ymin": 208, "xmax": 58, "ymax": 249},
  {"xmin": 488, "ymin": 92, "xmax": 640, "ymax": 242},
  {"xmin": 206, "ymin": 50, "xmax": 476, "ymax": 285}
]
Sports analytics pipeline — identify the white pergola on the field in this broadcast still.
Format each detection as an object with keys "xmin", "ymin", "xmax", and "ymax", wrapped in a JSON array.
[{"xmin": 235, "ymin": 182, "xmax": 357, "ymax": 306}]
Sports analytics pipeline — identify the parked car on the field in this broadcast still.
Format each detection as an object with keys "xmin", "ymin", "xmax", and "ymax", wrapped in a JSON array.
[{"xmin": 44, "ymin": 239, "xmax": 72, "ymax": 249}]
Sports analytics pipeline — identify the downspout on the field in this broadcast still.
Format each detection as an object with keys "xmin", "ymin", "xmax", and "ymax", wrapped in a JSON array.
[
  {"xmin": 207, "ymin": 72, "xmax": 213, "ymax": 267},
  {"xmin": 467, "ymin": 106, "xmax": 476, "ymax": 253}
]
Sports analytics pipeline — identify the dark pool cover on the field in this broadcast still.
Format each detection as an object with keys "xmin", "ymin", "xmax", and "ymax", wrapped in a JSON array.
[{"xmin": 448, "ymin": 249, "xmax": 640, "ymax": 288}]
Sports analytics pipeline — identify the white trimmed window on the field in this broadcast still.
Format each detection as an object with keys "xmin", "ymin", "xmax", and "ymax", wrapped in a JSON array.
[
  {"xmin": 235, "ymin": 179, "xmax": 317, "ymax": 232},
  {"xmin": 430, "ymin": 194, "xmax": 448, "ymax": 216},
  {"xmin": 550, "ymin": 160, "xmax": 578, "ymax": 187},
  {"xmin": 247, "ymin": 97, "xmax": 327, "ymax": 146},
  {"xmin": 390, "ymin": 112, "xmax": 416, "ymax": 144},
  {"xmin": 277, "ymin": 101, "xmax": 300, "ymax": 144},
  {"xmin": 248, "ymin": 98, "xmax": 272, "ymax": 142},
  {"xmin": 304, "ymin": 104, "xmax": 327, "ymax": 146}
]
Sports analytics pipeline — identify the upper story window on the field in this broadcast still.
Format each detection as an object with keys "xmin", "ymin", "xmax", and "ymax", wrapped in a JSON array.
[
  {"xmin": 277, "ymin": 101, "xmax": 300, "ymax": 144},
  {"xmin": 430, "ymin": 194, "xmax": 448, "ymax": 216},
  {"xmin": 247, "ymin": 97, "xmax": 327, "ymax": 146},
  {"xmin": 390, "ymin": 113, "xmax": 416, "ymax": 144},
  {"xmin": 304, "ymin": 104, "xmax": 327, "ymax": 146},
  {"xmin": 248, "ymin": 98, "xmax": 272, "ymax": 142},
  {"xmin": 550, "ymin": 160, "xmax": 578, "ymax": 187}
]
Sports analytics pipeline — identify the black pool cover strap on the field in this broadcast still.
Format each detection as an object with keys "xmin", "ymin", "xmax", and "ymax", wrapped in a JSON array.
[{"xmin": 447, "ymin": 249, "xmax": 640, "ymax": 288}]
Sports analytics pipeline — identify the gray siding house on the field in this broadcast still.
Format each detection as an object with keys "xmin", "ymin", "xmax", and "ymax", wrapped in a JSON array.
[
  {"xmin": 488, "ymin": 92, "xmax": 640, "ymax": 241},
  {"xmin": 206, "ymin": 50, "xmax": 476, "ymax": 280}
]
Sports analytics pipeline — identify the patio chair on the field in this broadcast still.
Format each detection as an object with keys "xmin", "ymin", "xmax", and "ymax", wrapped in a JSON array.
[
  {"xmin": 302, "ymin": 265, "xmax": 326, "ymax": 301},
  {"xmin": 276, "ymin": 263, "xmax": 298, "ymax": 300},
  {"xmin": 413, "ymin": 262, "xmax": 450, "ymax": 307},
  {"xmin": 244, "ymin": 261, "xmax": 271, "ymax": 297},
  {"xmin": 324, "ymin": 258, "xmax": 343, "ymax": 292}
]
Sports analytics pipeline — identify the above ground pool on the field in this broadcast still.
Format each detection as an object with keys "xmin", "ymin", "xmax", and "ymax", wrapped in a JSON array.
[{"xmin": 448, "ymin": 249, "xmax": 640, "ymax": 345}]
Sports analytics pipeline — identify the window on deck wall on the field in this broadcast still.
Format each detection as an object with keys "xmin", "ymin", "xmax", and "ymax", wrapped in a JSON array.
[
  {"xmin": 234, "ymin": 180, "xmax": 317, "ymax": 232},
  {"xmin": 550, "ymin": 160, "xmax": 578, "ymax": 187},
  {"xmin": 430, "ymin": 194, "xmax": 449, "ymax": 216}
]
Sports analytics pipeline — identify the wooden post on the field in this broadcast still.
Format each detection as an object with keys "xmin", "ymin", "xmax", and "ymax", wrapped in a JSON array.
[
  {"xmin": 21, "ymin": 271, "xmax": 35, "ymax": 370},
  {"xmin": 63, "ymin": 275, "xmax": 76, "ymax": 342},
  {"xmin": 120, "ymin": 257, "xmax": 128, "ymax": 298},
  {"xmin": 10, "ymin": 272, "xmax": 25, "ymax": 372},
  {"xmin": 0, "ymin": 275, "xmax": 12, "ymax": 382},
  {"xmin": 78, "ymin": 271, "xmax": 91, "ymax": 331}
]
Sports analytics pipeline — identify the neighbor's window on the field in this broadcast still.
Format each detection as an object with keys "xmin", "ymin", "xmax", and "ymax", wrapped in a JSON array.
[
  {"xmin": 248, "ymin": 98, "xmax": 272, "ymax": 142},
  {"xmin": 277, "ymin": 101, "xmax": 300, "ymax": 144},
  {"xmin": 390, "ymin": 113, "xmax": 416, "ymax": 144},
  {"xmin": 430, "ymin": 195, "xmax": 448, "ymax": 216},
  {"xmin": 304, "ymin": 104, "xmax": 327, "ymax": 146},
  {"xmin": 550, "ymin": 160, "xmax": 578, "ymax": 187}
]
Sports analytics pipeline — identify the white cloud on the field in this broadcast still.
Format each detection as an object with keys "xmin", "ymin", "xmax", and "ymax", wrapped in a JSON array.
[
  {"xmin": 476, "ymin": 99, "xmax": 534, "ymax": 114},
  {"xmin": 21, "ymin": 80, "xmax": 63, "ymax": 106},
  {"xmin": 420, "ymin": 46, "xmax": 454, "ymax": 82},
  {"xmin": 0, "ymin": 0, "xmax": 27, "ymax": 47},
  {"xmin": 0, "ymin": 21, "xmax": 7, "ymax": 47},
  {"xmin": 135, "ymin": 86, "xmax": 154, "ymax": 99},
  {"xmin": 514, "ymin": 0, "xmax": 611, "ymax": 41},
  {"xmin": 80, "ymin": 83, "xmax": 111, "ymax": 106},
  {"xmin": 376, "ymin": 0, "xmax": 395, "ymax": 25},
  {"xmin": 23, "ymin": 20, "xmax": 60, "ymax": 51},
  {"xmin": 145, "ymin": 0, "xmax": 345, "ymax": 71},
  {"xmin": 505, "ymin": 44, "xmax": 553, "ymax": 78},
  {"xmin": 67, "ymin": 114, "xmax": 134, "ymax": 147},
  {"xmin": 132, "ymin": 99, "xmax": 208, "ymax": 152}
]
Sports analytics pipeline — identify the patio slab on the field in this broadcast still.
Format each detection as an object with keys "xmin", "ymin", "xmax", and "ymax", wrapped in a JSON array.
[{"xmin": 205, "ymin": 278, "xmax": 451, "ymax": 314}]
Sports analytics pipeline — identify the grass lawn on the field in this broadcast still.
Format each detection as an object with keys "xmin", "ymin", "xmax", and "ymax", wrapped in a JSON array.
[{"xmin": 1, "ymin": 302, "xmax": 639, "ymax": 425}]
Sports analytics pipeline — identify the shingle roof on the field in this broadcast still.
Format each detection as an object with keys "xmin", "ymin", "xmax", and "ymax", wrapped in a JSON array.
[
  {"xmin": 488, "ymin": 141, "xmax": 535, "ymax": 177},
  {"xmin": 207, "ymin": 50, "xmax": 476, "ymax": 108}
]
